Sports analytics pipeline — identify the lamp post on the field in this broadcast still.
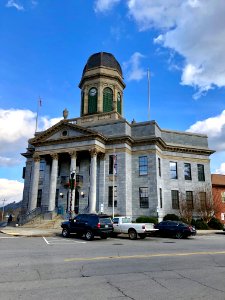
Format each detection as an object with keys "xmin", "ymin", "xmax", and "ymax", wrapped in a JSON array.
[{"xmin": 69, "ymin": 170, "xmax": 76, "ymax": 219}]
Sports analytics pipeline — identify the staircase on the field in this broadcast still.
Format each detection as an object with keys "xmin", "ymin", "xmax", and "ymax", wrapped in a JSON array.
[{"xmin": 21, "ymin": 215, "xmax": 64, "ymax": 229}]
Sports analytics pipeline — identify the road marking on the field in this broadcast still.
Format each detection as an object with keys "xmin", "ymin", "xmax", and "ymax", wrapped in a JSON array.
[
  {"xmin": 64, "ymin": 250, "xmax": 225, "ymax": 262},
  {"xmin": 43, "ymin": 237, "xmax": 86, "ymax": 245},
  {"xmin": 43, "ymin": 237, "xmax": 50, "ymax": 244}
]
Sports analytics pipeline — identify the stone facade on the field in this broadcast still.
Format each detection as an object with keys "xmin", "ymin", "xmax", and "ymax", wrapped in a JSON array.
[{"xmin": 21, "ymin": 52, "xmax": 214, "ymax": 221}]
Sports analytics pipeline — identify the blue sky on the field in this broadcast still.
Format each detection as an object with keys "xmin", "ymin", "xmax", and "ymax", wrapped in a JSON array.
[{"xmin": 1, "ymin": 0, "xmax": 225, "ymax": 204}]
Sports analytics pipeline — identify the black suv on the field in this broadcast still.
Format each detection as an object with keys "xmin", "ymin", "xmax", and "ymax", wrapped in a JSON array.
[{"xmin": 61, "ymin": 214, "xmax": 113, "ymax": 241}]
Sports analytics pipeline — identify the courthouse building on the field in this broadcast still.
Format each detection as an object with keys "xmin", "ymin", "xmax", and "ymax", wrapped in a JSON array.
[{"xmin": 21, "ymin": 52, "xmax": 214, "ymax": 220}]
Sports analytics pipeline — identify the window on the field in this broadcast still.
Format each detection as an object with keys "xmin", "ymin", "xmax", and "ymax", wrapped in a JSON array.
[
  {"xmin": 186, "ymin": 191, "xmax": 194, "ymax": 209},
  {"xmin": 81, "ymin": 90, "xmax": 84, "ymax": 115},
  {"xmin": 170, "ymin": 162, "xmax": 178, "ymax": 179},
  {"xmin": 139, "ymin": 156, "xmax": 148, "ymax": 176},
  {"xmin": 55, "ymin": 189, "xmax": 59, "ymax": 208},
  {"xmin": 221, "ymin": 192, "xmax": 225, "ymax": 203},
  {"xmin": 139, "ymin": 187, "xmax": 149, "ymax": 208},
  {"xmin": 103, "ymin": 87, "xmax": 113, "ymax": 112},
  {"xmin": 158, "ymin": 157, "xmax": 161, "ymax": 177},
  {"xmin": 171, "ymin": 190, "xmax": 179, "ymax": 209},
  {"xmin": 117, "ymin": 92, "xmax": 121, "ymax": 114},
  {"xmin": 197, "ymin": 164, "xmax": 205, "ymax": 181},
  {"xmin": 39, "ymin": 160, "xmax": 46, "ymax": 182},
  {"xmin": 159, "ymin": 188, "xmax": 163, "ymax": 208},
  {"xmin": 88, "ymin": 88, "xmax": 97, "ymax": 114},
  {"xmin": 184, "ymin": 163, "xmax": 192, "ymax": 180},
  {"xmin": 199, "ymin": 192, "xmax": 206, "ymax": 209},
  {"xmin": 108, "ymin": 186, "xmax": 117, "ymax": 207},
  {"xmin": 109, "ymin": 154, "xmax": 117, "ymax": 175},
  {"xmin": 37, "ymin": 189, "xmax": 42, "ymax": 208}
]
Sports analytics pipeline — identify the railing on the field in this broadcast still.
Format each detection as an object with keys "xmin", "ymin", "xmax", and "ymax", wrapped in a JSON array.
[{"xmin": 19, "ymin": 207, "xmax": 42, "ymax": 225}]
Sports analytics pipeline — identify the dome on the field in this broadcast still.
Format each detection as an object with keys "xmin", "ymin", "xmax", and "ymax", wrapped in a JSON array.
[{"xmin": 82, "ymin": 52, "xmax": 122, "ymax": 76}]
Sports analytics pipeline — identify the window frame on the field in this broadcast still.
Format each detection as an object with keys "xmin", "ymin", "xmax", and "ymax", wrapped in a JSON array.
[
  {"xmin": 109, "ymin": 154, "xmax": 117, "ymax": 175},
  {"xmin": 139, "ymin": 156, "xmax": 148, "ymax": 176},
  {"xmin": 171, "ymin": 190, "xmax": 179, "ymax": 209},
  {"xmin": 197, "ymin": 164, "xmax": 205, "ymax": 181},
  {"xmin": 139, "ymin": 187, "xmax": 149, "ymax": 208},
  {"xmin": 184, "ymin": 163, "xmax": 192, "ymax": 180},
  {"xmin": 170, "ymin": 162, "xmax": 178, "ymax": 179},
  {"xmin": 186, "ymin": 191, "xmax": 194, "ymax": 209},
  {"xmin": 108, "ymin": 186, "xmax": 117, "ymax": 207}
]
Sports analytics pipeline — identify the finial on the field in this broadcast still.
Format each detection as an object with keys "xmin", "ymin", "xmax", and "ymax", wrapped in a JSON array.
[{"xmin": 63, "ymin": 108, "xmax": 69, "ymax": 119}]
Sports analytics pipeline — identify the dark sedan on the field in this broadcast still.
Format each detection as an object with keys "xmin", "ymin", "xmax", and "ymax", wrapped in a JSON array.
[{"xmin": 154, "ymin": 220, "xmax": 196, "ymax": 239}]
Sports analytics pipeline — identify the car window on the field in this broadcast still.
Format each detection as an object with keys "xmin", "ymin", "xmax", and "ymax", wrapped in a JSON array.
[
  {"xmin": 112, "ymin": 218, "xmax": 119, "ymax": 224},
  {"xmin": 99, "ymin": 217, "xmax": 112, "ymax": 224},
  {"xmin": 122, "ymin": 217, "xmax": 131, "ymax": 223}
]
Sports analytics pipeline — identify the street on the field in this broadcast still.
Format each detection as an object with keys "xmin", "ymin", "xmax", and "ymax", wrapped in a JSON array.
[{"xmin": 0, "ymin": 232, "xmax": 225, "ymax": 300}]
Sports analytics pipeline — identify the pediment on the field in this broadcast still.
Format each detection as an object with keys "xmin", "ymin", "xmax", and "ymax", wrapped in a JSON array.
[{"xmin": 29, "ymin": 120, "xmax": 106, "ymax": 145}]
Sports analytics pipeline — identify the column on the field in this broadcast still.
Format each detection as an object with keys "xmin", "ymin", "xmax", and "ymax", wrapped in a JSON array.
[
  {"xmin": 89, "ymin": 148, "xmax": 98, "ymax": 213},
  {"xmin": 99, "ymin": 153, "xmax": 106, "ymax": 213},
  {"xmin": 29, "ymin": 154, "xmax": 40, "ymax": 211},
  {"xmin": 69, "ymin": 151, "xmax": 77, "ymax": 212},
  {"xmin": 48, "ymin": 153, "xmax": 58, "ymax": 211}
]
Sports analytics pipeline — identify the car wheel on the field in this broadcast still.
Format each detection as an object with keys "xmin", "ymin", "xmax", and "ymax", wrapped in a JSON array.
[
  {"xmin": 138, "ymin": 233, "xmax": 146, "ymax": 239},
  {"xmin": 175, "ymin": 232, "xmax": 183, "ymax": 239},
  {"xmin": 85, "ymin": 230, "xmax": 94, "ymax": 241},
  {"xmin": 129, "ymin": 229, "xmax": 137, "ymax": 240},
  {"xmin": 62, "ymin": 228, "xmax": 70, "ymax": 238}
]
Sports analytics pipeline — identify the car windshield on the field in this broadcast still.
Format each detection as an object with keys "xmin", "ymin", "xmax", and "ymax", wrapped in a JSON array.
[{"xmin": 99, "ymin": 218, "xmax": 111, "ymax": 224}]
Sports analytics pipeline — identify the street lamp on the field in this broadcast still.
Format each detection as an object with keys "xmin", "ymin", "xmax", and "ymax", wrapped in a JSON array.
[{"xmin": 69, "ymin": 170, "xmax": 76, "ymax": 219}]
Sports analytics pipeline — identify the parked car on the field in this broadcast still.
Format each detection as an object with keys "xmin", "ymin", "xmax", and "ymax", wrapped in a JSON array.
[
  {"xmin": 61, "ymin": 213, "xmax": 113, "ymax": 241},
  {"xmin": 154, "ymin": 220, "xmax": 196, "ymax": 239},
  {"xmin": 112, "ymin": 216, "xmax": 157, "ymax": 239}
]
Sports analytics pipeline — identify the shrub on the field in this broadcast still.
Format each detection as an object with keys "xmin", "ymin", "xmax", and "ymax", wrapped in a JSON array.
[
  {"xmin": 163, "ymin": 214, "xmax": 180, "ymax": 221},
  {"xmin": 195, "ymin": 219, "xmax": 209, "ymax": 230},
  {"xmin": 208, "ymin": 217, "xmax": 224, "ymax": 230},
  {"xmin": 136, "ymin": 216, "xmax": 158, "ymax": 224}
]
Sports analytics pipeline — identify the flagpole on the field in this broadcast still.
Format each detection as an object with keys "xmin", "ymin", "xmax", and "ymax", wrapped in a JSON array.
[
  {"xmin": 112, "ymin": 148, "xmax": 115, "ymax": 219},
  {"xmin": 35, "ymin": 97, "xmax": 42, "ymax": 133},
  {"xmin": 147, "ymin": 69, "xmax": 150, "ymax": 121}
]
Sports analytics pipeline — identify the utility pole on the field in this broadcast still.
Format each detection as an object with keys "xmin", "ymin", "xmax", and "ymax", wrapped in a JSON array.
[{"xmin": 1, "ymin": 199, "xmax": 6, "ymax": 221}]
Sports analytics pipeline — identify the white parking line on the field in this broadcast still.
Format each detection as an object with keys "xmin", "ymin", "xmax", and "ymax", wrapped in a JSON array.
[{"xmin": 43, "ymin": 236, "xmax": 86, "ymax": 245}]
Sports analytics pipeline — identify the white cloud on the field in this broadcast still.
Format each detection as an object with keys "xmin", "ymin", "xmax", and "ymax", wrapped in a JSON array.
[
  {"xmin": 94, "ymin": 0, "xmax": 120, "ymax": 13},
  {"xmin": 0, "ymin": 108, "xmax": 62, "ymax": 168},
  {"xmin": 6, "ymin": 0, "xmax": 24, "ymax": 11},
  {"xmin": 215, "ymin": 163, "xmax": 225, "ymax": 175},
  {"xmin": 126, "ymin": 0, "xmax": 225, "ymax": 98},
  {"xmin": 187, "ymin": 110, "xmax": 225, "ymax": 174},
  {"xmin": 123, "ymin": 52, "xmax": 146, "ymax": 81},
  {"xmin": 0, "ymin": 179, "xmax": 23, "ymax": 205}
]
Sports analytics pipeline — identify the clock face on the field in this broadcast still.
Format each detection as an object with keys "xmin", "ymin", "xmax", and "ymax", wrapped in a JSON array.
[{"xmin": 89, "ymin": 88, "xmax": 97, "ymax": 96}]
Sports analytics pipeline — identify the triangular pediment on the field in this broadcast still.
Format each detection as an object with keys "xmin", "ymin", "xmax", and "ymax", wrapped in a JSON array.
[{"xmin": 29, "ymin": 120, "xmax": 106, "ymax": 145}]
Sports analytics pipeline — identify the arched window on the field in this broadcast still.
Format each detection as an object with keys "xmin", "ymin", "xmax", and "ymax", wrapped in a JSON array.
[
  {"xmin": 88, "ymin": 88, "xmax": 97, "ymax": 114},
  {"xmin": 103, "ymin": 87, "xmax": 113, "ymax": 112},
  {"xmin": 81, "ymin": 90, "xmax": 84, "ymax": 115},
  {"xmin": 117, "ymin": 92, "xmax": 121, "ymax": 114}
]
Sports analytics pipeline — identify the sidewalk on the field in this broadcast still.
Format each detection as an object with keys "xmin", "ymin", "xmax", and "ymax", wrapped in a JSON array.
[
  {"xmin": 0, "ymin": 226, "xmax": 61, "ymax": 237},
  {"xmin": 0, "ymin": 226, "xmax": 224, "ymax": 237}
]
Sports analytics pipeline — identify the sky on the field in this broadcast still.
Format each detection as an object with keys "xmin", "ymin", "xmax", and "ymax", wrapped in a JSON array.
[{"xmin": 1, "ymin": 0, "xmax": 225, "ymax": 205}]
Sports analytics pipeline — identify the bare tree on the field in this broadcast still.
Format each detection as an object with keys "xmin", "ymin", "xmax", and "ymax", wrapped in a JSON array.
[
  {"xmin": 194, "ymin": 185, "xmax": 215, "ymax": 223},
  {"xmin": 179, "ymin": 192, "xmax": 193, "ymax": 224}
]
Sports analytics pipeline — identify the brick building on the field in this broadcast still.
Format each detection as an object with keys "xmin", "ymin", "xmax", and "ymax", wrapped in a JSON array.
[{"xmin": 211, "ymin": 174, "xmax": 225, "ymax": 224}]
